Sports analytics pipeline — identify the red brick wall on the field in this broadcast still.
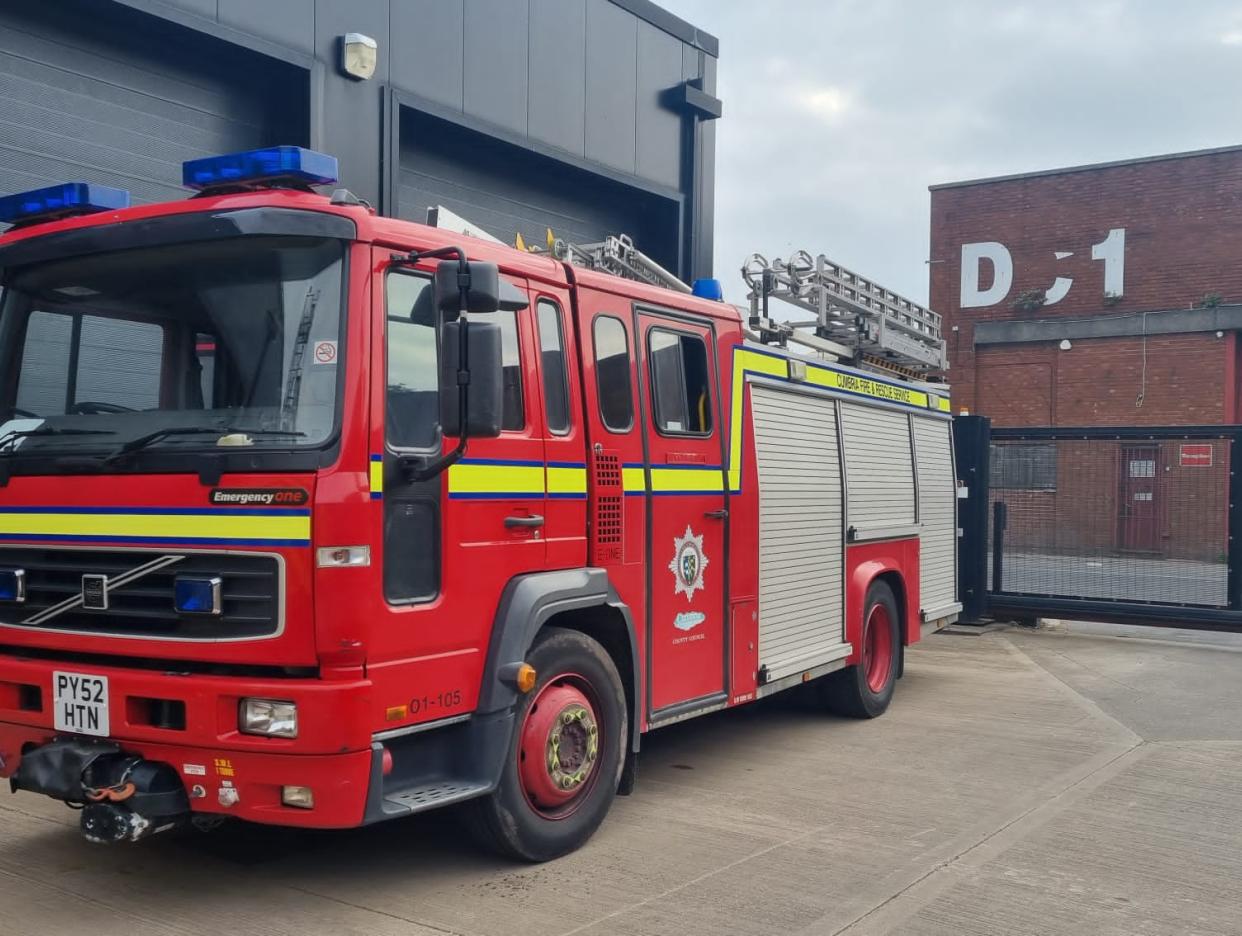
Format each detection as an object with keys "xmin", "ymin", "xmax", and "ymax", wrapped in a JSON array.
[{"xmin": 930, "ymin": 148, "xmax": 1242, "ymax": 426}]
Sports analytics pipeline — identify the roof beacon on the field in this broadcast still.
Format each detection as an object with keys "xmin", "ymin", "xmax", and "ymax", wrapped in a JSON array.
[
  {"xmin": 181, "ymin": 146, "xmax": 339, "ymax": 194},
  {"xmin": 0, "ymin": 183, "xmax": 130, "ymax": 229}
]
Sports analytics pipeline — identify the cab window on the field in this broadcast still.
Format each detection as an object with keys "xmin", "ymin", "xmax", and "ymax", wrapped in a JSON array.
[
  {"xmin": 593, "ymin": 316, "xmax": 633, "ymax": 432},
  {"xmin": 649, "ymin": 328, "xmax": 712, "ymax": 435}
]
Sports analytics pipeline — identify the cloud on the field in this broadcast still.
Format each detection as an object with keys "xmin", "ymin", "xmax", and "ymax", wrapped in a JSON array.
[{"xmin": 662, "ymin": 0, "xmax": 1242, "ymax": 306}]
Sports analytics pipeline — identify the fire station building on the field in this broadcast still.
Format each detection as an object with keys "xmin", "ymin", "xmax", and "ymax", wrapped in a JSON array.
[
  {"xmin": 930, "ymin": 146, "xmax": 1242, "ymax": 563},
  {"xmin": 929, "ymin": 144, "xmax": 1242, "ymax": 428},
  {"xmin": 0, "ymin": 0, "xmax": 720, "ymax": 280}
]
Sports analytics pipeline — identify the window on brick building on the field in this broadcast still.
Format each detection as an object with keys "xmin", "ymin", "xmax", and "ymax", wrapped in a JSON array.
[{"xmin": 991, "ymin": 442, "xmax": 1057, "ymax": 491}]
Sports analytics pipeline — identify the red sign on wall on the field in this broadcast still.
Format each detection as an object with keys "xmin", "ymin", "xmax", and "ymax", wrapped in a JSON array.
[{"xmin": 1179, "ymin": 444, "xmax": 1214, "ymax": 468}]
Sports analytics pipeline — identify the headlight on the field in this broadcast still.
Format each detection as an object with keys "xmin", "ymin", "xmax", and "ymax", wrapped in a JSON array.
[{"xmin": 239, "ymin": 698, "xmax": 298, "ymax": 738}]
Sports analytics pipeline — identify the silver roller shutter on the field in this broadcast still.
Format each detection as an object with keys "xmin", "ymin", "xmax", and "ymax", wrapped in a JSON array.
[
  {"xmin": 840, "ymin": 403, "xmax": 916, "ymax": 531},
  {"xmin": 751, "ymin": 384, "xmax": 849, "ymax": 682},
  {"xmin": 913, "ymin": 417, "xmax": 960, "ymax": 620}
]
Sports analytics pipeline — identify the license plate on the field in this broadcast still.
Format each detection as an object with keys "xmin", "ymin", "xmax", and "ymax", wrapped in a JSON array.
[{"xmin": 53, "ymin": 671, "xmax": 110, "ymax": 738}]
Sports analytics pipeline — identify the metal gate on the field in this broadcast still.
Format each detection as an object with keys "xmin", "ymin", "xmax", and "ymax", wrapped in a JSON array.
[{"xmin": 955, "ymin": 417, "xmax": 1242, "ymax": 631}]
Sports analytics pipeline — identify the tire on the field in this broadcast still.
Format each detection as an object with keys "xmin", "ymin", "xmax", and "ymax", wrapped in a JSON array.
[
  {"xmin": 467, "ymin": 626, "xmax": 627, "ymax": 862},
  {"xmin": 819, "ymin": 580, "xmax": 901, "ymax": 719}
]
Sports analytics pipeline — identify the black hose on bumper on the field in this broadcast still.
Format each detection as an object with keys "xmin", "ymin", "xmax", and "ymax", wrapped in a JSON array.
[{"xmin": 12, "ymin": 738, "xmax": 190, "ymax": 843}]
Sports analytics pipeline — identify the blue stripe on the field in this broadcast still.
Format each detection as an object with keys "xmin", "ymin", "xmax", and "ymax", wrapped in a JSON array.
[
  {"xmin": 0, "ymin": 533, "xmax": 310, "ymax": 547},
  {"xmin": 448, "ymin": 492, "xmax": 545, "ymax": 501},
  {"xmin": 650, "ymin": 463, "xmax": 724, "ymax": 471},
  {"xmin": 547, "ymin": 461, "xmax": 587, "ymax": 469},
  {"xmin": 0, "ymin": 505, "xmax": 310, "ymax": 517},
  {"xmin": 548, "ymin": 492, "xmax": 588, "ymax": 500},
  {"xmin": 370, "ymin": 454, "xmax": 383, "ymax": 462},
  {"xmin": 650, "ymin": 489, "xmax": 726, "ymax": 497},
  {"xmin": 369, "ymin": 492, "xmax": 383, "ymax": 500}
]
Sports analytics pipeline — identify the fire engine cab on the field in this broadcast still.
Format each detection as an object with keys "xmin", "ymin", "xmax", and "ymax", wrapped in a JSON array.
[{"xmin": 0, "ymin": 148, "xmax": 959, "ymax": 860}]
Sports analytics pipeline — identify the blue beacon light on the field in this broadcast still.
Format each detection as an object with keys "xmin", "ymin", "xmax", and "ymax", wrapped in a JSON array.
[
  {"xmin": 0, "ymin": 183, "xmax": 130, "ymax": 228},
  {"xmin": 181, "ymin": 146, "xmax": 340, "ymax": 192}
]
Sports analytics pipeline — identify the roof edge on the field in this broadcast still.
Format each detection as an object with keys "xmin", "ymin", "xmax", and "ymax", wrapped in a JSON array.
[
  {"xmin": 930, "ymin": 142, "xmax": 1242, "ymax": 192},
  {"xmin": 610, "ymin": 0, "xmax": 719, "ymax": 56}
]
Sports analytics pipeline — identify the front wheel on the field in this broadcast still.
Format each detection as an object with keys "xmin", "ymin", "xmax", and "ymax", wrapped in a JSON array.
[
  {"xmin": 819, "ymin": 580, "xmax": 901, "ymax": 718},
  {"xmin": 467, "ymin": 626, "xmax": 627, "ymax": 861}
]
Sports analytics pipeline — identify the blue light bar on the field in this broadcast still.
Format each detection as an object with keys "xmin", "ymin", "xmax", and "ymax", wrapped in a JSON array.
[
  {"xmin": 174, "ymin": 576, "xmax": 223, "ymax": 616},
  {"xmin": 0, "ymin": 183, "xmax": 130, "ymax": 227},
  {"xmin": 692, "ymin": 278, "xmax": 724, "ymax": 301},
  {"xmin": 182, "ymin": 146, "xmax": 339, "ymax": 192}
]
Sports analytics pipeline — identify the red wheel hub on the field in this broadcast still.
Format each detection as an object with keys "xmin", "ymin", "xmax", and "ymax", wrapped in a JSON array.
[
  {"xmin": 863, "ymin": 603, "xmax": 895, "ymax": 693},
  {"xmin": 518, "ymin": 677, "xmax": 601, "ymax": 818}
]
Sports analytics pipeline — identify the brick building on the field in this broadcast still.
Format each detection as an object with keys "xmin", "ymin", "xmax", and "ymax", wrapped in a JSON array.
[{"xmin": 930, "ymin": 146, "xmax": 1242, "ymax": 564}]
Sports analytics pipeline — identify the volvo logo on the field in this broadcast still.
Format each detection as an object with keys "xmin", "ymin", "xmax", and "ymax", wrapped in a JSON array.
[{"xmin": 81, "ymin": 574, "xmax": 109, "ymax": 611}]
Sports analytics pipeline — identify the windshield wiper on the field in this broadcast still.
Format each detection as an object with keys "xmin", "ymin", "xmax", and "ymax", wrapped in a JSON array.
[
  {"xmin": 0, "ymin": 425, "xmax": 116, "ymax": 455},
  {"xmin": 102, "ymin": 426, "xmax": 306, "ymax": 465}
]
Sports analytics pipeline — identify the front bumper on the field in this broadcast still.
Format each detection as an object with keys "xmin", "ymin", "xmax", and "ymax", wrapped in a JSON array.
[{"xmin": 0, "ymin": 654, "xmax": 374, "ymax": 828}]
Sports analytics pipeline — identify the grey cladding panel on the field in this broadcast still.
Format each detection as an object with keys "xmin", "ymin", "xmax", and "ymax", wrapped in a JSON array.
[
  {"xmin": 751, "ymin": 385, "xmax": 846, "ymax": 682},
  {"xmin": 464, "ymin": 0, "xmax": 530, "ymax": 136},
  {"xmin": 164, "ymin": 0, "xmax": 218, "ymax": 17},
  {"xmin": 529, "ymin": 0, "xmax": 586, "ymax": 157},
  {"xmin": 218, "ymin": 0, "xmax": 314, "ymax": 53},
  {"xmin": 840, "ymin": 404, "xmax": 916, "ymax": 527},
  {"xmin": 391, "ymin": 0, "xmax": 465, "ymax": 110},
  {"xmin": 913, "ymin": 417, "xmax": 958, "ymax": 616},
  {"xmin": 585, "ymin": 0, "xmax": 637, "ymax": 175},
  {"xmin": 635, "ymin": 21, "xmax": 682, "ymax": 189},
  {"xmin": 0, "ymin": 4, "xmax": 297, "ymax": 207}
]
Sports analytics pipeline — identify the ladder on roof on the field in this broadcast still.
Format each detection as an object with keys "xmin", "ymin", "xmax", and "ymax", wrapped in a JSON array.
[
  {"xmin": 424, "ymin": 205, "xmax": 947, "ymax": 377},
  {"xmin": 742, "ymin": 251, "xmax": 947, "ymax": 374}
]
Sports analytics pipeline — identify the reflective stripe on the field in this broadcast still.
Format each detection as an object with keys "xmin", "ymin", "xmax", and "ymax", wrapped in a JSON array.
[
  {"xmin": 622, "ymin": 465, "xmax": 647, "ymax": 495},
  {"xmin": 0, "ymin": 509, "xmax": 310, "ymax": 547},
  {"xmin": 369, "ymin": 455, "xmax": 384, "ymax": 500},
  {"xmin": 649, "ymin": 466, "xmax": 724, "ymax": 494},
  {"xmin": 448, "ymin": 460, "xmax": 546, "ymax": 499},
  {"xmin": 547, "ymin": 464, "xmax": 588, "ymax": 498}
]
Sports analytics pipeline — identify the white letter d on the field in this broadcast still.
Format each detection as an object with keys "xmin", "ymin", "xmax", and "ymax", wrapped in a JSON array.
[{"xmin": 960, "ymin": 242, "xmax": 1013, "ymax": 308}]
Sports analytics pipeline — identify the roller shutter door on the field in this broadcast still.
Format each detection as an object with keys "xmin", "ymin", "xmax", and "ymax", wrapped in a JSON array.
[
  {"xmin": 0, "ymin": 3, "xmax": 299, "ymax": 211},
  {"xmin": 751, "ymin": 384, "xmax": 849, "ymax": 682},
  {"xmin": 840, "ymin": 403, "xmax": 916, "ymax": 531},
  {"xmin": 399, "ymin": 109, "xmax": 680, "ymax": 274},
  {"xmin": 913, "ymin": 417, "xmax": 960, "ymax": 620}
]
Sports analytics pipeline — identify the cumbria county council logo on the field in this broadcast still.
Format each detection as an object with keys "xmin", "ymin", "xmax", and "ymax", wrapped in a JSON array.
[{"xmin": 669, "ymin": 525, "xmax": 709, "ymax": 602}]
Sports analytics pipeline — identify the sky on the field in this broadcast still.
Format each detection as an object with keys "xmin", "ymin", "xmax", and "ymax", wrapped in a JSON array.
[{"xmin": 661, "ymin": 0, "xmax": 1242, "ymax": 306}]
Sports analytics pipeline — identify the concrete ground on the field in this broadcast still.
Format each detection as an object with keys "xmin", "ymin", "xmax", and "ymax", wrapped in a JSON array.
[{"xmin": 2, "ymin": 626, "xmax": 1240, "ymax": 936}]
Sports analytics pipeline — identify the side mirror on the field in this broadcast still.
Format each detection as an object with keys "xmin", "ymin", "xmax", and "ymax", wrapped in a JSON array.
[
  {"xmin": 433, "ymin": 259, "xmax": 501, "ymax": 319},
  {"xmin": 439, "ymin": 320, "xmax": 503, "ymax": 438}
]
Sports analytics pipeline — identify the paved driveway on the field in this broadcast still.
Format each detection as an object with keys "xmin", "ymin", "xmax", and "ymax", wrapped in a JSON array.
[{"xmin": 2, "ymin": 626, "xmax": 1239, "ymax": 935}]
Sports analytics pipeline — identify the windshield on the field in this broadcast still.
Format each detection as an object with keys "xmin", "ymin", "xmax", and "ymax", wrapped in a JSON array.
[{"xmin": 0, "ymin": 236, "xmax": 345, "ymax": 463}]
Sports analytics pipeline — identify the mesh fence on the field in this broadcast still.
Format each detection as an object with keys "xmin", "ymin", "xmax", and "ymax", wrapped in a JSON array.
[{"xmin": 988, "ymin": 435, "xmax": 1231, "ymax": 607}]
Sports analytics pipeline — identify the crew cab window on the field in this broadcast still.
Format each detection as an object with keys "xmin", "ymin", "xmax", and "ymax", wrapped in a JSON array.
[
  {"xmin": 649, "ymin": 328, "xmax": 712, "ymax": 435},
  {"xmin": 537, "ymin": 299, "xmax": 570, "ymax": 434},
  {"xmin": 593, "ymin": 316, "xmax": 633, "ymax": 432},
  {"xmin": 386, "ymin": 272, "xmax": 525, "ymax": 449},
  {"xmin": 15, "ymin": 310, "xmax": 164, "ymax": 415}
]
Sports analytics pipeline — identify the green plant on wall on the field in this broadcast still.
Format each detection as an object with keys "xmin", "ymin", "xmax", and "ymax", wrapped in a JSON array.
[
  {"xmin": 1198, "ymin": 293, "xmax": 1223, "ymax": 309},
  {"xmin": 1011, "ymin": 288, "xmax": 1047, "ymax": 314}
]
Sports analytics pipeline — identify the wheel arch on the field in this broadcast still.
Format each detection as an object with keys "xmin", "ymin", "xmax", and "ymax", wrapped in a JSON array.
[
  {"xmin": 845, "ymin": 545, "xmax": 918, "ymax": 666},
  {"xmin": 479, "ymin": 568, "xmax": 641, "ymax": 753}
]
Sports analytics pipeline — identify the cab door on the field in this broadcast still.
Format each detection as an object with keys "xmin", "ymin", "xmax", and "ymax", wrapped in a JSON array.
[{"xmin": 637, "ymin": 310, "xmax": 729, "ymax": 714}]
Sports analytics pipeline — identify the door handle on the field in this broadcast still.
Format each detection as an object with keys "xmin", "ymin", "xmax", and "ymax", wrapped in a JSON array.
[
  {"xmin": 504, "ymin": 514, "xmax": 546, "ymax": 529},
  {"xmin": 704, "ymin": 509, "xmax": 728, "ymax": 520}
]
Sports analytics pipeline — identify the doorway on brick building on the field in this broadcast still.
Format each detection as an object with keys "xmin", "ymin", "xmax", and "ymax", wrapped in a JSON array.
[{"xmin": 1117, "ymin": 444, "xmax": 1160, "ymax": 553}]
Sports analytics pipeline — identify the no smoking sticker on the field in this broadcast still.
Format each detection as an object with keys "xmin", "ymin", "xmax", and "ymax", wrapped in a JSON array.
[{"xmin": 313, "ymin": 340, "xmax": 338, "ymax": 365}]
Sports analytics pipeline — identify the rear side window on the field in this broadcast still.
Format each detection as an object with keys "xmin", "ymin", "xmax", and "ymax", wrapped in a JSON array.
[
  {"xmin": 593, "ymin": 316, "xmax": 633, "ymax": 432},
  {"xmin": 649, "ymin": 329, "xmax": 713, "ymax": 435},
  {"xmin": 536, "ymin": 299, "xmax": 570, "ymax": 434}
]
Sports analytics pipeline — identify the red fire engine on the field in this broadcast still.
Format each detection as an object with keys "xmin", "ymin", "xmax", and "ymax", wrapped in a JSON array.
[{"xmin": 0, "ymin": 148, "xmax": 959, "ymax": 860}]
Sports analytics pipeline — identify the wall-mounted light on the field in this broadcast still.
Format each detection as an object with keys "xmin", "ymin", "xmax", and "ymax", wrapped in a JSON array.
[
  {"xmin": 1059, "ymin": 339, "xmax": 1072, "ymax": 350},
  {"xmin": 341, "ymin": 33, "xmax": 378, "ymax": 81}
]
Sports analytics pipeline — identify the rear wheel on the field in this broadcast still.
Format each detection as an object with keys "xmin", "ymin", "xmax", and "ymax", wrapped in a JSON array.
[
  {"xmin": 820, "ymin": 580, "xmax": 900, "ymax": 718},
  {"xmin": 467, "ymin": 626, "xmax": 627, "ymax": 861}
]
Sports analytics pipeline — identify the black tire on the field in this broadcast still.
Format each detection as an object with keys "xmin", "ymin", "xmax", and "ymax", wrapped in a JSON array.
[
  {"xmin": 819, "ymin": 580, "xmax": 901, "ymax": 719},
  {"xmin": 466, "ymin": 626, "xmax": 627, "ymax": 862}
]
